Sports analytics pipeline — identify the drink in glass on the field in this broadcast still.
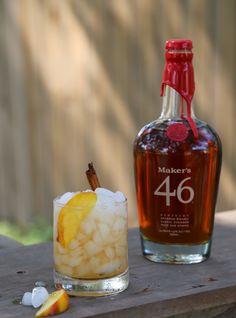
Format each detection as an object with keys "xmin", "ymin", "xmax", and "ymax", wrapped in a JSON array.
[{"xmin": 53, "ymin": 188, "xmax": 129, "ymax": 296}]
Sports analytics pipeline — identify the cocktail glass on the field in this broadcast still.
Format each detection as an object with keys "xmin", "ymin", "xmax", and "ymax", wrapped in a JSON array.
[{"xmin": 53, "ymin": 188, "xmax": 129, "ymax": 296}]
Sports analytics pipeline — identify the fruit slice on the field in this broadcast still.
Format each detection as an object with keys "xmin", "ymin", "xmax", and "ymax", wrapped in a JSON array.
[
  {"xmin": 35, "ymin": 289, "xmax": 69, "ymax": 317},
  {"xmin": 57, "ymin": 192, "xmax": 97, "ymax": 247}
]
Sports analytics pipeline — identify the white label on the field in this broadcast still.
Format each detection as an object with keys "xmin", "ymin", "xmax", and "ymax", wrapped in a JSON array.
[{"xmin": 154, "ymin": 176, "xmax": 194, "ymax": 206}]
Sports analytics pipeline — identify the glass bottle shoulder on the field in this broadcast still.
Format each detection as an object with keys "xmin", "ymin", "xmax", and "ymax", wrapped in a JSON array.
[{"xmin": 134, "ymin": 117, "xmax": 221, "ymax": 154}]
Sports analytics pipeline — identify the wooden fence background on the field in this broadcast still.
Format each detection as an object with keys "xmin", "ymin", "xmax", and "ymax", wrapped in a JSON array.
[{"xmin": 0, "ymin": 0, "xmax": 235, "ymax": 227}]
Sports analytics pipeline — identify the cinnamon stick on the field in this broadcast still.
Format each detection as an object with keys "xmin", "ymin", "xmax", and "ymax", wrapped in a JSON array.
[{"xmin": 86, "ymin": 162, "xmax": 101, "ymax": 190}]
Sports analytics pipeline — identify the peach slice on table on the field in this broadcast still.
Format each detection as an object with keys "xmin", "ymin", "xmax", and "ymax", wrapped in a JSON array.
[
  {"xmin": 57, "ymin": 192, "xmax": 97, "ymax": 248},
  {"xmin": 35, "ymin": 289, "xmax": 69, "ymax": 317}
]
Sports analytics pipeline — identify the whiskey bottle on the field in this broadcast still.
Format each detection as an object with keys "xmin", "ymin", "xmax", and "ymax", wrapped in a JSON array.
[{"xmin": 133, "ymin": 39, "xmax": 222, "ymax": 264}]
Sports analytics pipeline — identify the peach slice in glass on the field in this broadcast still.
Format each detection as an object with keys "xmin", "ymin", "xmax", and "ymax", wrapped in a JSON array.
[{"xmin": 57, "ymin": 192, "xmax": 97, "ymax": 247}]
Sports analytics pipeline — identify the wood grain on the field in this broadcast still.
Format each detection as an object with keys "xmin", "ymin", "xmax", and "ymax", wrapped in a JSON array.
[
  {"xmin": 0, "ymin": 235, "xmax": 22, "ymax": 249},
  {"xmin": 0, "ymin": 211, "xmax": 236, "ymax": 317}
]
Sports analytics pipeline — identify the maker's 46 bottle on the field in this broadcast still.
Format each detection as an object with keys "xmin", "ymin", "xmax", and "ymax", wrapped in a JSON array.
[{"xmin": 134, "ymin": 39, "xmax": 222, "ymax": 264}]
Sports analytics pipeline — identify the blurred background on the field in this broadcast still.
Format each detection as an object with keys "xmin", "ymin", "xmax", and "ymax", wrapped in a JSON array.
[{"xmin": 0, "ymin": 0, "xmax": 235, "ymax": 243}]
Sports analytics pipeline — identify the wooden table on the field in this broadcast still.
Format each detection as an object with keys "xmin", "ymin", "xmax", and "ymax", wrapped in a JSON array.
[{"xmin": 1, "ymin": 210, "xmax": 236, "ymax": 318}]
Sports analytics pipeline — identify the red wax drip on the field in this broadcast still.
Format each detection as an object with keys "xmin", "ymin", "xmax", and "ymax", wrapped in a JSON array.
[{"xmin": 161, "ymin": 50, "xmax": 199, "ymax": 139}]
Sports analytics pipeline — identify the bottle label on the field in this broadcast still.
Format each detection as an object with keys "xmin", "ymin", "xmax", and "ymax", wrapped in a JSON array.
[
  {"xmin": 154, "ymin": 175, "xmax": 194, "ymax": 206},
  {"xmin": 154, "ymin": 167, "xmax": 194, "ymax": 237}
]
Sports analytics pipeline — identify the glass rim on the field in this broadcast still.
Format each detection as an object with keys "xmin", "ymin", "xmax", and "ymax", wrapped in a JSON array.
[{"xmin": 53, "ymin": 196, "xmax": 127, "ymax": 209}]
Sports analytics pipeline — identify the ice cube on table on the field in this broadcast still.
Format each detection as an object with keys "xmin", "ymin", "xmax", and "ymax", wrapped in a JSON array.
[
  {"xmin": 35, "ymin": 281, "xmax": 47, "ymax": 287},
  {"xmin": 31, "ymin": 287, "xmax": 49, "ymax": 308},
  {"xmin": 21, "ymin": 292, "xmax": 32, "ymax": 306}
]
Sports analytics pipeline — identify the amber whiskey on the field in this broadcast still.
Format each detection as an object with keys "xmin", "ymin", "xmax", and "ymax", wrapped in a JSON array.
[{"xmin": 133, "ymin": 40, "xmax": 222, "ymax": 264}]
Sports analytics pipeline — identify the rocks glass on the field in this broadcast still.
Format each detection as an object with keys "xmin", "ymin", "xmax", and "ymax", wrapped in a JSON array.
[{"xmin": 53, "ymin": 188, "xmax": 129, "ymax": 296}]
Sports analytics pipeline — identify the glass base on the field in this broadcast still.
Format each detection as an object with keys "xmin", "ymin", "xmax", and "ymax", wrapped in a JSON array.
[
  {"xmin": 141, "ymin": 234, "xmax": 211, "ymax": 264},
  {"xmin": 54, "ymin": 268, "xmax": 129, "ymax": 297}
]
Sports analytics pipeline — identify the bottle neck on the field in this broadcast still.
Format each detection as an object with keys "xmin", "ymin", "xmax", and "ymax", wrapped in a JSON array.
[
  {"xmin": 161, "ymin": 49, "xmax": 195, "ymax": 106},
  {"xmin": 160, "ymin": 49, "xmax": 198, "ymax": 138},
  {"xmin": 160, "ymin": 86, "xmax": 196, "ymax": 120}
]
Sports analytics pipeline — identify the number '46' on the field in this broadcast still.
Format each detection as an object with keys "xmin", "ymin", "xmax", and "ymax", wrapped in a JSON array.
[{"xmin": 154, "ymin": 176, "xmax": 194, "ymax": 206}]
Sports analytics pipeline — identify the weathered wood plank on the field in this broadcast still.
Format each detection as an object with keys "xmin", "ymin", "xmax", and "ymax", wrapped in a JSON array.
[
  {"xmin": 0, "ymin": 235, "xmax": 22, "ymax": 249},
  {"xmin": 0, "ymin": 211, "xmax": 236, "ymax": 317}
]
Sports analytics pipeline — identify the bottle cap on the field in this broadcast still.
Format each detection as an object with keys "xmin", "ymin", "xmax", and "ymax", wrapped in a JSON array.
[{"xmin": 165, "ymin": 39, "xmax": 193, "ymax": 50}]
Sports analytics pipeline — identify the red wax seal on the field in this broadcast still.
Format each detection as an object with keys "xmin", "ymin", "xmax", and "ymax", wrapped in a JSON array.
[
  {"xmin": 160, "ymin": 39, "xmax": 198, "ymax": 139},
  {"xmin": 166, "ymin": 123, "xmax": 189, "ymax": 141}
]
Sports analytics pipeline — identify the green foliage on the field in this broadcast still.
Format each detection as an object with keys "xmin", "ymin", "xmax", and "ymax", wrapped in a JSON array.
[{"xmin": 0, "ymin": 219, "xmax": 53, "ymax": 245}]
